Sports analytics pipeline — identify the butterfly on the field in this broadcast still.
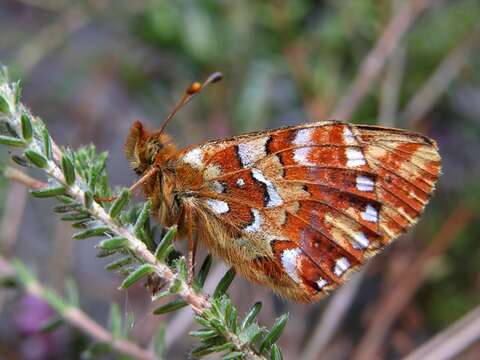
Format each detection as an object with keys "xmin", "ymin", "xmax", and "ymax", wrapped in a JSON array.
[{"xmin": 123, "ymin": 74, "xmax": 441, "ymax": 302}]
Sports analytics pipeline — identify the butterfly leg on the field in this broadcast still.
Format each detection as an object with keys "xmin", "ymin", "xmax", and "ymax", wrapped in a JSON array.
[{"xmin": 186, "ymin": 207, "xmax": 198, "ymax": 285}]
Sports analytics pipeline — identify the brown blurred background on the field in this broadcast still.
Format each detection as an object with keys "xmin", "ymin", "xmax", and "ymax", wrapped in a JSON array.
[{"xmin": 0, "ymin": 0, "xmax": 479, "ymax": 359}]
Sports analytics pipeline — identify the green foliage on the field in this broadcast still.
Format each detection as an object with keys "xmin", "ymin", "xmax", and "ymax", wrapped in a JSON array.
[
  {"xmin": 120, "ymin": 263, "xmax": 155, "ymax": 289},
  {"xmin": 192, "ymin": 295, "xmax": 286, "ymax": 359},
  {"xmin": 213, "ymin": 267, "xmax": 236, "ymax": 299}
]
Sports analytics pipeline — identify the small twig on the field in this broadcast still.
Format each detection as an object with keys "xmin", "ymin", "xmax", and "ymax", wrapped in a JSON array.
[
  {"xmin": 300, "ymin": 270, "xmax": 366, "ymax": 360},
  {"xmin": 401, "ymin": 21, "xmax": 480, "ymax": 127},
  {"xmin": 351, "ymin": 204, "xmax": 474, "ymax": 360},
  {"xmin": 3, "ymin": 166, "xmax": 46, "ymax": 189},
  {"xmin": 15, "ymin": 1, "xmax": 110, "ymax": 75},
  {"xmin": 403, "ymin": 306, "xmax": 480, "ymax": 360},
  {"xmin": 0, "ymin": 255, "xmax": 157, "ymax": 360},
  {"xmin": 331, "ymin": 0, "xmax": 440, "ymax": 120},
  {"xmin": 379, "ymin": 0, "xmax": 407, "ymax": 127}
]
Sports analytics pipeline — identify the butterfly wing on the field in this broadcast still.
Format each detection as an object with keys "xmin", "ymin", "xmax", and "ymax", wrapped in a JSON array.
[{"xmin": 176, "ymin": 121, "xmax": 441, "ymax": 302}]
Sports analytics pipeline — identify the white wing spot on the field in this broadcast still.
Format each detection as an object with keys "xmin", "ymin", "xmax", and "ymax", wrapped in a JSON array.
[
  {"xmin": 236, "ymin": 178, "xmax": 245, "ymax": 187},
  {"xmin": 212, "ymin": 181, "xmax": 224, "ymax": 193},
  {"xmin": 206, "ymin": 199, "xmax": 229, "ymax": 214},
  {"xmin": 352, "ymin": 231, "xmax": 369, "ymax": 249},
  {"xmin": 183, "ymin": 148, "xmax": 203, "ymax": 169},
  {"xmin": 244, "ymin": 209, "xmax": 262, "ymax": 233},
  {"xmin": 346, "ymin": 148, "xmax": 366, "ymax": 167},
  {"xmin": 281, "ymin": 248, "xmax": 302, "ymax": 283},
  {"xmin": 293, "ymin": 128, "xmax": 314, "ymax": 146},
  {"xmin": 361, "ymin": 204, "xmax": 378, "ymax": 223},
  {"xmin": 316, "ymin": 278, "xmax": 328, "ymax": 290},
  {"xmin": 251, "ymin": 169, "xmax": 283, "ymax": 207},
  {"xmin": 356, "ymin": 175, "xmax": 374, "ymax": 192},
  {"xmin": 293, "ymin": 147, "xmax": 314, "ymax": 165},
  {"xmin": 343, "ymin": 127, "xmax": 356, "ymax": 145},
  {"xmin": 204, "ymin": 165, "xmax": 221, "ymax": 180},
  {"xmin": 237, "ymin": 137, "xmax": 269, "ymax": 167},
  {"xmin": 293, "ymin": 128, "xmax": 315, "ymax": 165},
  {"xmin": 334, "ymin": 257, "xmax": 351, "ymax": 277}
]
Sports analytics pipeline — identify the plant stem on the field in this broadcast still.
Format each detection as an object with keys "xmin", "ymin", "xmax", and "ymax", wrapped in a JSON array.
[{"xmin": 0, "ymin": 255, "xmax": 157, "ymax": 360}]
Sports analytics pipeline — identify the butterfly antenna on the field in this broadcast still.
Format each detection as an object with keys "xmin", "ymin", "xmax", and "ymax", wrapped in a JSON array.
[{"xmin": 157, "ymin": 72, "xmax": 223, "ymax": 135}]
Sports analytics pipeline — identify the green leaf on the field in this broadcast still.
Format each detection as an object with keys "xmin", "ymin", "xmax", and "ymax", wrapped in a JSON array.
[
  {"xmin": 96, "ymin": 249, "xmax": 117, "ymax": 258},
  {"xmin": 31, "ymin": 186, "xmax": 65, "ymax": 198},
  {"xmin": 154, "ymin": 225, "xmax": 177, "ymax": 261},
  {"xmin": 213, "ymin": 268, "xmax": 236, "ymax": 299},
  {"xmin": 72, "ymin": 226, "xmax": 110, "ymax": 240},
  {"xmin": 21, "ymin": 113, "xmax": 32, "ymax": 141},
  {"xmin": 241, "ymin": 302, "xmax": 262, "ymax": 329},
  {"xmin": 168, "ymin": 278, "xmax": 182, "ymax": 294},
  {"xmin": 222, "ymin": 351, "xmax": 244, "ymax": 360},
  {"xmin": 25, "ymin": 150, "xmax": 48, "ymax": 168},
  {"xmin": 84, "ymin": 190, "xmax": 93, "ymax": 208},
  {"xmin": 194, "ymin": 315, "xmax": 211, "ymax": 328},
  {"xmin": 105, "ymin": 256, "xmax": 133, "ymax": 271},
  {"xmin": 153, "ymin": 323, "xmax": 166, "ymax": 358},
  {"xmin": 39, "ymin": 316, "xmax": 64, "ymax": 333},
  {"xmin": 259, "ymin": 313, "xmax": 289, "ymax": 353},
  {"xmin": 189, "ymin": 329, "xmax": 218, "ymax": 338},
  {"xmin": 191, "ymin": 342, "xmax": 235, "ymax": 357},
  {"xmin": 11, "ymin": 154, "xmax": 28, "ymax": 167},
  {"xmin": 53, "ymin": 203, "xmax": 82, "ymax": 213},
  {"xmin": 0, "ymin": 94, "xmax": 10, "ymax": 114},
  {"xmin": 226, "ymin": 303, "xmax": 238, "ymax": 333},
  {"xmin": 240, "ymin": 323, "xmax": 263, "ymax": 344},
  {"xmin": 133, "ymin": 200, "xmax": 151, "ymax": 237},
  {"xmin": 61, "ymin": 154, "xmax": 76, "ymax": 186},
  {"xmin": 42, "ymin": 127, "xmax": 52, "ymax": 159},
  {"xmin": 270, "ymin": 344, "xmax": 283, "ymax": 360},
  {"xmin": 153, "ymin": 299, "xmax": 188, "ymax": 315},
  {"xmin": 97, "ymin": 236, "xmax": 129, "ymax": 250},
  {"xmin": 61, "ymin": 212, "xmax": 91, "ymax": 221},
  {"xmin": 108, "ymin": 189, "xmax": 131, "ymax": 219},
  {"xmin": 0, "ymin": 135, "xmax": 25, "ymax": 147},
  {"xmin": 120, "ymin": 263, "xmax": 154, "ymax": 289},
  {"xmin": 56, "ymin": 195, "xmax": 75, "ymax": 204},
  {"xmin": 109, "ymin": 303, "xmax": 122, "ymax": 339},
  {"xmin": 195, "ymin": 255, "xmax": 212, "ymax": 288},
  {"xmin": 175, "ymin": 257, "xmax": 188, "ymax": 282},
  {"xmin": 65, "ymin": 278, "xmax": 79, "ymax": 306},
  {"xmin": 14, "ymin": 80, "xmax": 22, "ymax": 106}
]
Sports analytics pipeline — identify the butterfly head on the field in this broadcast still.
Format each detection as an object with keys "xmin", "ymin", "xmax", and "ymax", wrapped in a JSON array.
[{"xmin": 125, "ymin": 120, "xmax": 176, "ymax": 176}]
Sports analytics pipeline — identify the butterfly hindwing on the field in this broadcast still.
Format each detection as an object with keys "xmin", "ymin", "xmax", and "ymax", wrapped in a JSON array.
[{"xmin": 176, "ymin": 121, "xmax": 441, "ymax": 301}]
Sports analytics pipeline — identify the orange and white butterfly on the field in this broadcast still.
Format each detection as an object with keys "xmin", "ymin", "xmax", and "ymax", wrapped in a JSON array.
[{"xmin": 124, "ymin": 75, "xmax": 441, "ymax": 302}]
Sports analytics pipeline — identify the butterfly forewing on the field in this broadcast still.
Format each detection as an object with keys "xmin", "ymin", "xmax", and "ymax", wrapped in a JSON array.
[{"xmin": 176, "ymin": 121, "xmax": 441, "ymax": 302}]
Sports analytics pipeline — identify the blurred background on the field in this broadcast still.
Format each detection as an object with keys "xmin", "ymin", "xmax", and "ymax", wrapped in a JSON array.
[{"xmin": 0, "ymin": 0, "xmax": 479, "ymax": 359}]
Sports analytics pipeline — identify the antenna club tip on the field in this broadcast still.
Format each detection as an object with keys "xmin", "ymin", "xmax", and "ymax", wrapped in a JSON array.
[
  {"xmin": 187, "ymin": 82, "xmax": 202, "ymax": 95},
  {"xmin": 210, "ymin": 72, "xmax": 223, "ymax": 83}
]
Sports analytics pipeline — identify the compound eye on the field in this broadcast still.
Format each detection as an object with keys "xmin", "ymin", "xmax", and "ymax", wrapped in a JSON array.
[{"xmin": 134, "ymin": 167, "xmax": 143, "ymax": 176}]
